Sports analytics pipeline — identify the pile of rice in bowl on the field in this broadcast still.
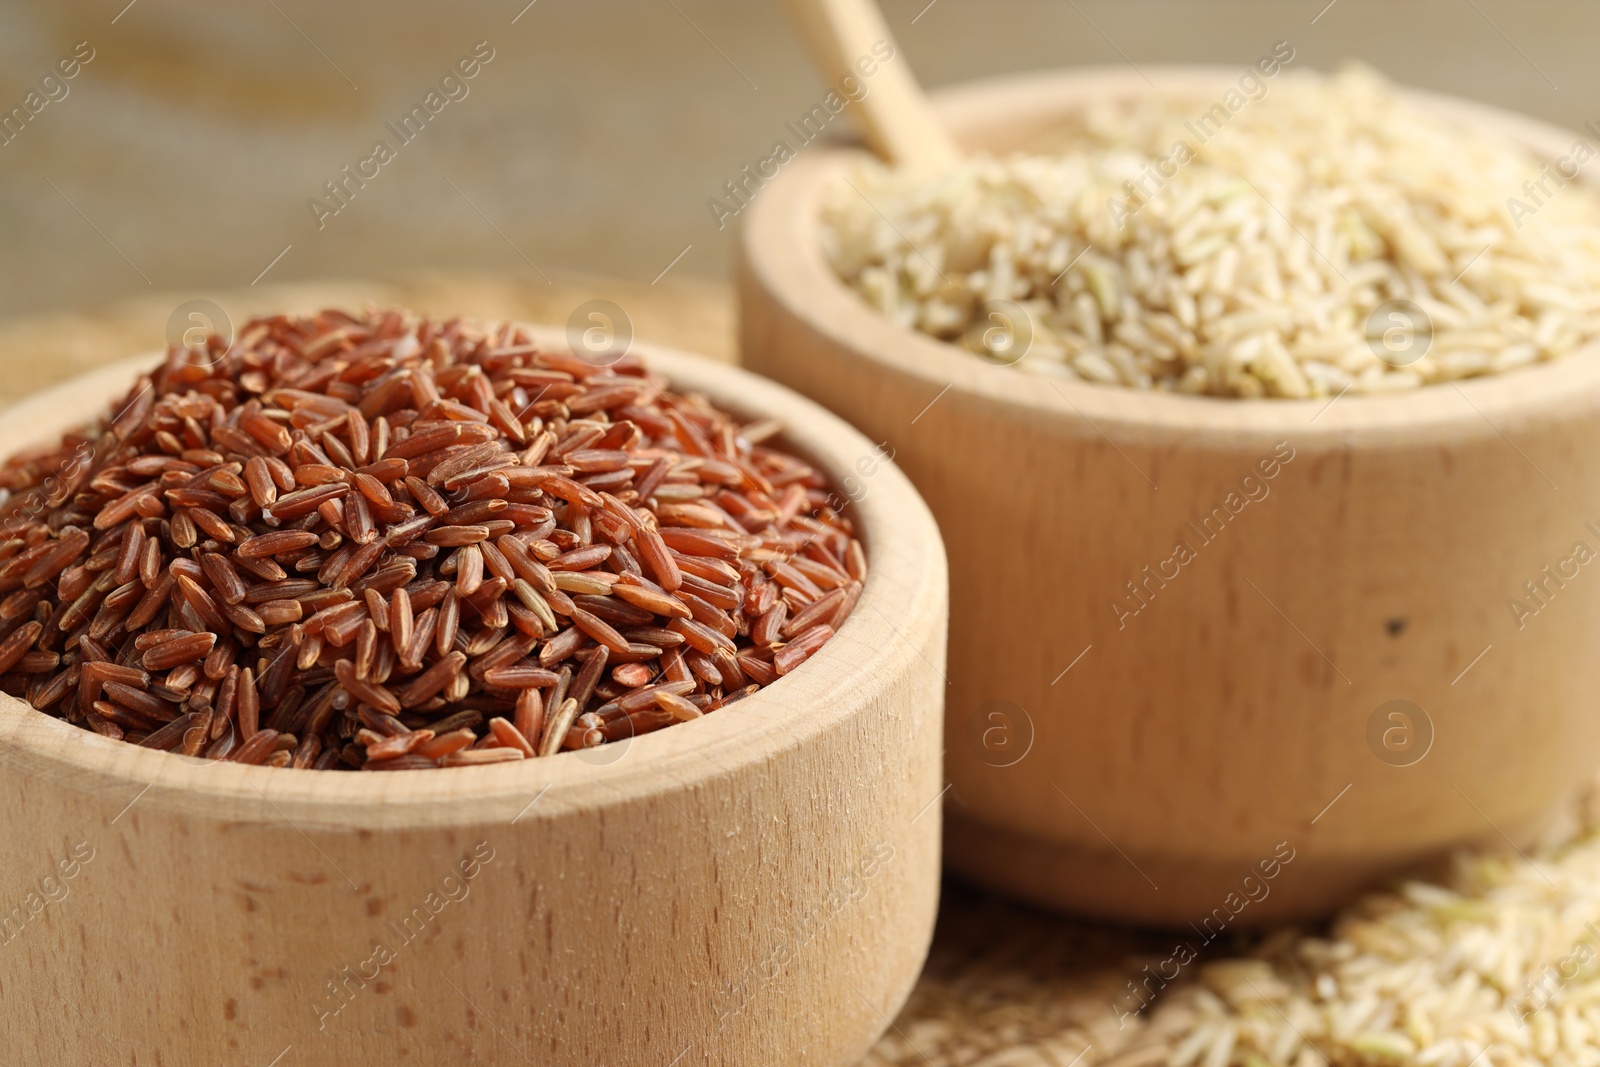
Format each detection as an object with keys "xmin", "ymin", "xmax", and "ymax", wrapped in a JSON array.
[
  {"xmin": 0, "ymin": 310, "xmax": 864, "ymax": 770},
  {"xmin": 823, "ymin": 67, "xmax": 1600, "ymax": 397}
]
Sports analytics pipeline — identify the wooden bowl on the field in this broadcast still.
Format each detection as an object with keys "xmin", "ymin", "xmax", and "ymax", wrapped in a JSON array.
[
  {"xmin": 0, "ymin": 337, "xmax": 948, "ymax": 1065},
  {"xmin": 738, "ymin": 66, "xmax": 1600, "ymax": 925}
]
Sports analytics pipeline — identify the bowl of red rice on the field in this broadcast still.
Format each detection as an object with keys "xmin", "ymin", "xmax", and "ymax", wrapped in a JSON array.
[{"xmin": 0, "ymin": 312, "xmax": 948, "ymax": 1066}]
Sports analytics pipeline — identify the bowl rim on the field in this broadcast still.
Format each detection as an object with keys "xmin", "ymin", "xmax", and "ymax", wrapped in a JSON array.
[
  {"xmin": 0, "ymin": 331, "xmax": 947, "ymax": 827},
  {"xmin": 738, "ymin": 64, "xmax": 1600, "ymax": 446}
]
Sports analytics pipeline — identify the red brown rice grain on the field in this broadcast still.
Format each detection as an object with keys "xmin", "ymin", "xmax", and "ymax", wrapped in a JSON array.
[{"xmin": 0, "ymin": 309, "xmax": 864, "ymax": 769}]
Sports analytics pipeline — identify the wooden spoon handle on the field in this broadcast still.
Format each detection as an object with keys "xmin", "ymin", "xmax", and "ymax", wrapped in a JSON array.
[{"xmin": 780, "ymin": 0, "xmax": 961, "ymax": 171}]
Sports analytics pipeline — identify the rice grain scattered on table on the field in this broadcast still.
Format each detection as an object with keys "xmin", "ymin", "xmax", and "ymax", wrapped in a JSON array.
[
  {"xmin": 867, "ymin": 797, "xmax": 1600, "ymax": 1067},
  {"xmin": 823, "ymin": 67, "xmax": 1600, "ymax": 398},
  {"xmin": 0, "ymin": 309, "xmax": 863, "ymax": 769}
]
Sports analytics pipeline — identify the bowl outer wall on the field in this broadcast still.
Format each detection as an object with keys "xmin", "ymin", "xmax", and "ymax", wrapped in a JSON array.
[
  {"xmin": 736, "ymin": 65, "xmax": 1600, "ymax": 922},
  {"xmin": 0, "ymin": 334, "xmax": 949, "ymax": 1065}
]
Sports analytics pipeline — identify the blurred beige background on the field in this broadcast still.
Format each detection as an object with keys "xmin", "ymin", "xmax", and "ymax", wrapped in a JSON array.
[{"xmin": 0, "ymin": 0, "xmax": 1594, "ymax": 323}]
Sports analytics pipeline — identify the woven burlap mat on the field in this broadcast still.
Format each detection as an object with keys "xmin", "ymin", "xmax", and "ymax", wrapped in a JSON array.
[{"xmin": 5, "ymin": 276, "xmax": 1579, "ymax": 1067}]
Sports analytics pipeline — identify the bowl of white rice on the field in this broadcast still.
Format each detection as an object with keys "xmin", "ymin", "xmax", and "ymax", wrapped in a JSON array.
[{"xmin": 738, "ymin": 64, "xmax": 1600, "ymax": 924}]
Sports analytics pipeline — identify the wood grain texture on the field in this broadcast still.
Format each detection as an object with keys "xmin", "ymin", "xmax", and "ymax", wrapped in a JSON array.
[
  {"xmin": 737, "ymin": 66, "xmax": 1600, "ymax": 924},
  {"xmin": 0, "ymin": 335, "xmax": 948, "ymax": 1065}
]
